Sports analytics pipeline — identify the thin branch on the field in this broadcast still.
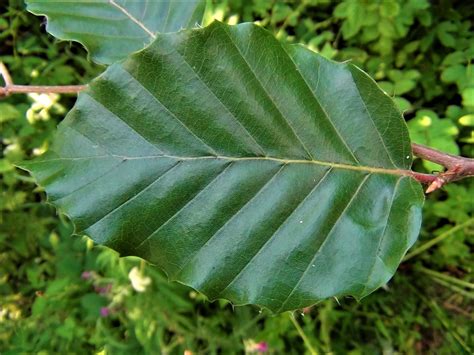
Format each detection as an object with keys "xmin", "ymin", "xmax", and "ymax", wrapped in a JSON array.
[
  {"xmin": 0, "ymin": 62, "xmax": 13, "ymax": 86},
  {"xmin": 0, "ymin": 61, "xmax": 86, "ymax": 97},
  {"xmin": 412, "ymin": 143, "xmax": 474, "ymax": 193},
  {"xmin": 0, "ymin": 84, "xmax": 87, "ymax": 96},
  {"xmin": 412, "ymin": 143, "xmax": 474, "ymax": 173}
]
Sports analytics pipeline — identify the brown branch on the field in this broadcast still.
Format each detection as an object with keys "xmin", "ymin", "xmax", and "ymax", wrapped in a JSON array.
[
  {"xmin": 0, "ymin": 61, "xmax": 85, "ymax": 97},
  {"xmin": 404, "ymin": 170, "xmax": 437, "ymax": 185},
  {"xmin": 0, "ymin": 62, "xmax": 13, "ymax": 86},
  {"xmin": 412, "ymin": 143, "xmax": 474, "ymax": 193},
  {"xmin": 0, "ymin": 84, "xmax": 87, "ymax": 96}
]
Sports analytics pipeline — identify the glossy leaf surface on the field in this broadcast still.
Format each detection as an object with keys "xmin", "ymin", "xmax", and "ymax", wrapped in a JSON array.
[
  {"xmin": 26, "ymin": 0, "xmax": 206, "ymax": 64},
  {"xmin": 23, "ymin": 22, "xmax": 424, "ymax": 312}
]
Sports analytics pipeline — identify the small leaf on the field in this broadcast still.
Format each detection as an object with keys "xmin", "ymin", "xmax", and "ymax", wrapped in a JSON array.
[
  {"xmin": 393, "ymin": 79, "xmax": 416, "ymax": 95},
  {"xmin": 378, "ymin": 21, "xmax": 396, "ymax": 38},
  {"xmin": 22, "ymin": 22, "xmax": 424, "ymax": 313},
  {"xmin": 462, "ymin": 88, "xmax": 474, "ymax": 107},
  {"xmin": 340, "ymin": 2, "xmax": 365, "ymax": 39},
  {"xmin": 379, "ymin": 1, "xmax": 400, "ymax": 18},
  {"xmin": 459, "ymin": 114, "xmax": 474, "ymax": 127},
  {"xmin": 0, "ymin": 103, "xmax": 20, "ymax": 123},
  {"xmin": 393, "ymin": 97, "xmax": 411, "ymax": 112},
  {"xmin": 436, "ymin": 21, "xmax": 457, "ymax": 48},
  {"xmin": 441, "ymin": 65, "xmax": 465, "ymax": 83},
  {"xmin": 26, "ymin": 0, "xmax": 206, "ymax": 64}
]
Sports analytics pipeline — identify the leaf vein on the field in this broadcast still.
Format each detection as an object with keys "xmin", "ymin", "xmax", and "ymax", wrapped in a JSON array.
[
  {"xmin": 218, "ymin": 167, "xmax": 333, "ymax": 296},
  {"xmin": 277, "ymin": 174, "xmax": 371, "ymax": 312},
  {"xmin": 349, "ymin": 68, "xmax": 399, "ymax": 168},
  {"xmin": 82, "ymin": 160, "xmax": 181, "ymax": 233},
  {"xmin": 84, "ymin": 93, "xmax": 164, "ymax": 155},
  {"xmin": 119, "ymin": 68, "xmax": 218, "ymax": 156},
  {"xmin": 172, "ymin": 163, "xmax": 287, "ymax": 278},
  {"xmin": 30, "ymin": 154, "xmax": 415, "ymax": 178},
  {"xmin": 134, "ymin": 161, "xmax": 235, "ymax": 250},
  {"xmin": 175, "ymin": 50, "xmax": 268, "ymax": 156},
  {"xmin": 54, "ymin": 160, "xmax": 125, "ymax": 203},
  {"xmin": 108, "ymin": 0, "xmax": 156, "ymax": 39},
  {"xmin": 361, "ymin": 177, "xmax": 402, "ymax": 296},
  {"xmin": 281, "ymin": 46, "xmax": 360, "ymax": 164},
  {"xmin": 221, "ymin": 26, "xmax": 315, "ymax": 160}
]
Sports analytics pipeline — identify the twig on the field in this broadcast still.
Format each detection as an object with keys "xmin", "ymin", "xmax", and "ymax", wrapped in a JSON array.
[
  {"xmin": 412, "ymin": 143, "xmax": 474, "ymax": 193},
  {"xmin": 0, "ymin": 61, "xmax": 85, "ymax": 97},
  {"xmin": 0, "ymin": 62, "xmax": 13, "ymax": 86},
  {"xmin": 0, "ymin": 84, "xmax": 87, "ymax": 96}
]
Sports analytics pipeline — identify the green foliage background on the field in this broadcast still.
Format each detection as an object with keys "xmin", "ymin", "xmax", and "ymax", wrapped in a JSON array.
[{"xmin": 1, "ymin": 0, "xmax": 473, "ymax": 353}]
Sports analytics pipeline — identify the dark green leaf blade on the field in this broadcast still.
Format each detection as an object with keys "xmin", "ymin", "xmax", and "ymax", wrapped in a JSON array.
[
  {"xmin": 22, "ymin": 22, "xmax": 424, "ymax": 313},
  {"xmin": 26, "ymin": 0, "xmax": 206, "ymax": 64}
]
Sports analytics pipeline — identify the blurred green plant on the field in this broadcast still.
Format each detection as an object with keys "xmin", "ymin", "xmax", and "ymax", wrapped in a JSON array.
[{"xmin": 1, "ymin": 0, "xmax": 473, "ymax": 353}]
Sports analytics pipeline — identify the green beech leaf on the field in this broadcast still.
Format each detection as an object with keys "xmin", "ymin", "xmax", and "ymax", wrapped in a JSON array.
[
  {"xmin": 26, "ymin": 0, "xmax": 206, "ymax": 64},
  {"xmin": 22, "ymin": 22, "xmax": 424, "ymax": 313}
]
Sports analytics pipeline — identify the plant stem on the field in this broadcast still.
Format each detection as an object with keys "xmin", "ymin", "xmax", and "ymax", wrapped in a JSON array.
[
  {"xmin": 415, "ymin": 266, "xmax": 474, "ymax": 290},
  {"xmin": 0, "ymin": 62, "xmax": 85, "ymax": 97},
  {"xmin": 0, "ymin": 61, "xmax": 13, "ymax": 86},
  {"xmin": 411, "ymin": 285, "xmax": 472, "ymax": 353},
  {"xmin": 429, "ymin": 277, "xmax": 474, "ymax": 300},
  {"xmin": 412, "ymin": 143, "xmax": 474, "ymax": 173},
  {"xmin": 403, "ymin": 219, "xmax": 474, "ymax": 261},
  {"xmin": 404, "ymin": 170, "xmax": 437, "ymax": 184},
  {"xmin": 0, "ymin": 84, "xmax": 87, "ymax": 96},
  {"xmin": 289, "ymin": 313, "xmax": 319, "ymax": 355}
]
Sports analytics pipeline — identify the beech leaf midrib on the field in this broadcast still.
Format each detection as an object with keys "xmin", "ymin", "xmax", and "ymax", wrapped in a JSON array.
[
  {"xmin": 276, "ymin": 173, "xmax": 372, "ymax": 312},
  {"xmin": 28, "ymin": 154, "xmax": 411, "ymax": 177}
]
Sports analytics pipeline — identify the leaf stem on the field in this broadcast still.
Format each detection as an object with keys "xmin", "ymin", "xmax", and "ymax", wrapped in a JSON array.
[
  {"xmin": 0, "ymin": 61, "xmax": 13, "ymax": 86},
  {"xmin": 404, "ymin": 170, "xmax": 437, "ymax": 184}
]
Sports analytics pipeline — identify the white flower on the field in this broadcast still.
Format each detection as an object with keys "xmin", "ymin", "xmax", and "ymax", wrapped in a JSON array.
[{"xmin": 128, "ymin": 266, "xmax": 151, "ymax": 292}]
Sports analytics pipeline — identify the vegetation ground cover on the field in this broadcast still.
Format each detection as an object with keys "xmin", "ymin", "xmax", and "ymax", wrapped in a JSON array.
[{"xmin": 1, "ymin": 0, "xmax": 473, "ymax": 353}]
